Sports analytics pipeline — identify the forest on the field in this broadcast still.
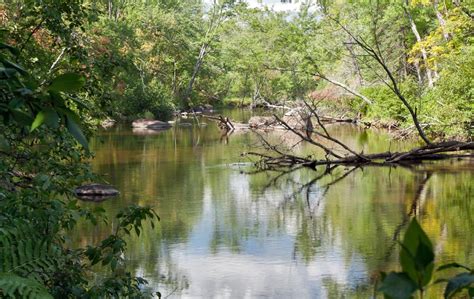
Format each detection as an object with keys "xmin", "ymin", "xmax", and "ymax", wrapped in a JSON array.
[{"xmin": 0, "ymin": 0, "xmax": 473, "ymax": 298}]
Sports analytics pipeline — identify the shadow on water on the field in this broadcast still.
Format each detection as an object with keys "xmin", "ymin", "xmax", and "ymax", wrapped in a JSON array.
[{"xmin": 72, "ymin": 110, "xmax": 474, "ymax": 298}]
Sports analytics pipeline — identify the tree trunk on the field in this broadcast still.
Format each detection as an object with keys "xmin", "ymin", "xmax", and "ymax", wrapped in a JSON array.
[
  {"xmin": 433, "ymin": 0, "xmax": 450, "ymax": 41},
  {"xmin": 404, "ymin": 1, "xmax": 434, "ymax": 87},
  {"xmin": 182, "ymin": 43, "xmax": 208, "ymax": 108},
  {"xmin": 414, "ymin": 59, "xmax": 423, "ymax": 85}
]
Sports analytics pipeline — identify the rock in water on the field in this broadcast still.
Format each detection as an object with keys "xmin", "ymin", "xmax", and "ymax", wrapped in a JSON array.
[
  {"xmin": 248, "ymin": 116, "xmax": 276, "ymax": 128},
  {"xmin": 101, "ymin": 118, "xmax": 116, "ymax": 129},
  {"xmin": 132, "ymin": 119, "xmax": 171, "ymax": 129},
  {"xmin": 74, "ymin": 184, "xmax": 119, "ymax": 202}
]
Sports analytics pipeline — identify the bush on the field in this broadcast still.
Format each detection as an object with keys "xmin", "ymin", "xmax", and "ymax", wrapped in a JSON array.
[
  {"xmin": 419, "ymin": 45, "xmax": 474, "ymax": 139},
  {"xmin": 361, "ymin": 79, "xmax": 420, "ymax": 124}
]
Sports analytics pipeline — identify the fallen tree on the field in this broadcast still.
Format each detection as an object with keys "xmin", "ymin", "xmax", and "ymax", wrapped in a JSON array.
[{"xmin": 244, "ymin": 18, "xmax": 473, "ymax": 170}]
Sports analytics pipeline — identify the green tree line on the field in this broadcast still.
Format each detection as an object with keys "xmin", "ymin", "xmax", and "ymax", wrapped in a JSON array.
[{"xmin": 2, "ymin": 0, "xmax": 472, "ymax": 136}]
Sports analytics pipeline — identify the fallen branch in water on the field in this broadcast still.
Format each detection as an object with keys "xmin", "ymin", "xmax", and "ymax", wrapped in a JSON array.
[
  {"xmin": 247, "ymin": 140, "xmax": 473, "ymax": 170},
  {"xmin": 245, "ymin": 100, "xmax": 474, "ymax": 170},
  {"xmin": 200, "ymin": 114, "xmax": 235, "ymax": 132}
]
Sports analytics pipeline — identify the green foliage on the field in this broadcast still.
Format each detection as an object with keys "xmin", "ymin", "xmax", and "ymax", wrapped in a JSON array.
[
  {"xmin": 361, "ymin": 80, "xmax": 420, "ymax": 124},
  {"xmin": 0, "ymin": 41, "xmax": 160, "ymax": 297},
  {"xmin": 399, "ymin": 219, "xmax": 434, "ymax": 288},
  {"xmin": 0, "ymin": 43, "xmax": 89, "ymax": 149},
  {"xmin": 419, "ymin": 45, "xmax": 474, "ymax": 138},
  {"xmin": 378, "ymin": 219, "xmax": 474, "ymax": 298},
  {"xmin": 0, "ymin": 222, "xmax": 60, "ymax": 283},
  {"xmin": 0, "ymin": 273, "xmax": 53, "ymax": 299}
]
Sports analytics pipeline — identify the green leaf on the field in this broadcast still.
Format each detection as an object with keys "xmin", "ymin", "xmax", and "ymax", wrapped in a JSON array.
[
  {"xmin": 468, "ymin": 287, "xmax": 474, "ymax": 297},
  {"xmin": 0, "ymin": 42, "xmax": 20, "ymax": 56},
  {"xmin": 444, "ymin": 273, "xmax": 474, "ymax": 298},
  {"xmin": 0, "ymin": 273, "xmax": 53, "ymax": 299},
  {"xmin": 31, "ymin": 111, "xmax": 46, "ymax": 131},
  {"xmin": 0, "ymin": 134, "xmax": 9, "ymax": 151},
  {"xmin": 11, "ymin": 109, "xmax": 33, "ymax": 126},
  {"xmin": 31, "ymin": 109, "xmax": 59, "ymax": 131},
  {"xmin": 378, "ymin": 272, "xmax": 417, "ymax": 299},
  {"xmin": 66, "ymin": 114, "xmax": 89, "ymax": 149},
  {"xmin": 0, "ymin": 67, "xmax": 17, "ymax": 78},
  {"xmin": 8, "ymin": 98, "xmax": 24, "ymax": 109},
  {"xmin": 47, "ymin": 73, "xmax": 85, "ymax": 92},
  {"xmin": 438, "ymin": 263, "xmax": 472, "ymax": 272},
  {"xmin": 400, "ymin": 218, "xmax": 434, "ymax": 287},
  {"xmin": 2, "ymin": 60, "xmax": 27, "ymax": 76}
]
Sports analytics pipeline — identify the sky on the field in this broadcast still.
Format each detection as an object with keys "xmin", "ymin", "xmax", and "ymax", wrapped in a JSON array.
[
  {"xmin": 204, "ymin": 0, "xmax": 319, "ymax": 12},
  {"xmin": 245, "ymin": 0, "xmax": 308, "ymax": 12}
]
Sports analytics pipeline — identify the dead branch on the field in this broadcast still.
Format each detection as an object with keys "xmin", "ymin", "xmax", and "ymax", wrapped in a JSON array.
[
  {"xmin": 200, "ymin": 114, "xmax": 235, "ymax": 132},
  {"xmin": 247, "ymin": 140, "xmax": 473, "ymax": 170}
]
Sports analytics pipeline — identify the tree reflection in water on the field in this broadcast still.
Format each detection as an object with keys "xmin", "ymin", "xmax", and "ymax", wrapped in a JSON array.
[{"xmin": 73, "ymin": 113, "xmax": 474, "ymax": 298}]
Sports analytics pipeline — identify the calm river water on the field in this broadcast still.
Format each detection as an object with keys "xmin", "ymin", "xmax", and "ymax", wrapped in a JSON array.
[{"xmin": 76, "ymin": 110, "xmax": 473, "ymax": 298}]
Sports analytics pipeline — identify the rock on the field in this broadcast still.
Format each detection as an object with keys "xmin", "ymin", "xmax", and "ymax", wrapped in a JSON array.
[
  {"xmin": 248, "ymin": 116, "xmax": 276, "ymax": 129},
  {"xmin": 74, "ymin": 183, "xmax": 119, "ymax": 202},
  {"xmin": 188, "ymin": 104, "xmax": 213, "ymax": 114},
  {"xmin": 101, "ymin": 118, "xmax": 116, "ymax": 129},
  {"xmin": 132, "ymin": 128, "xmax": 167, "ymax": 135},
  {"xmin": 132, "ymin": 119, "xmax": 171, "ymax": 129}
]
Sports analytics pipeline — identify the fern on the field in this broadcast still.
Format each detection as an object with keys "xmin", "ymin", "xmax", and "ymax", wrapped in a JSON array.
[
  {"xmin": 0, "ymin": 222, "xmax": 60, "ymax": 296},
  {"xmin": 0, "ymin": 273, "xmax": 53, "ymax": 299}
]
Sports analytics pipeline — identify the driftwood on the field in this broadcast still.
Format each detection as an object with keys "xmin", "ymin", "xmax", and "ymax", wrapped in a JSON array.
[{"xmin": 200, "ymin": 114, "xmax": 236, "ymax": 132}]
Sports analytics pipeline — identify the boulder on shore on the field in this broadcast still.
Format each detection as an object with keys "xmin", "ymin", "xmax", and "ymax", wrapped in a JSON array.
[{"xmin": 132, "ymin": 119, "xmax": 172, "ymax": 130}]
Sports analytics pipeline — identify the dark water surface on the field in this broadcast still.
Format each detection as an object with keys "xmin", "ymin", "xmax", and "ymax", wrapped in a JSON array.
[{"xmin": 76, "ymin": 110, "xmax": 474, "ymax": 298}]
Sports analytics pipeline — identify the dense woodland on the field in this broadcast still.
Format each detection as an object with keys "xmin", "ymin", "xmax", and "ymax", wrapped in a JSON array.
[{"xmin": 0, "ymin": 0, "xmax": 473, "ymax": 298}]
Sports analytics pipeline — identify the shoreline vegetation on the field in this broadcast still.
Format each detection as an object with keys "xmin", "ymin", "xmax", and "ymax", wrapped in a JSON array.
[{"xmin": 0, "ymin": 0, "xmax": 473, "ymax": 298}]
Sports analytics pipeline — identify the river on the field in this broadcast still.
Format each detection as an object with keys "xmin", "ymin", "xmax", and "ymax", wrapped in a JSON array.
[{"xmin": 75, "ymin": 109, "xmax": 474, "ymax": 298}]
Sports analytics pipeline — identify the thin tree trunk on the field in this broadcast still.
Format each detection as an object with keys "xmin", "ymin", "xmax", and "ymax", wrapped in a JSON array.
[
  {"xmin": 414, "ymin": 59, "xmax": 423, "ymax": 85},
  {"xmin": 181, "ymin": 3, "xmax": 227, "ymax": 108},
  {"xmin": 182, "ymin": 43, "xmax": 208, "ymax": 108},
  {"xmin": 172, "ymin": 59, "xmax": 177, "ymax": 96},
  {"xmin": 433, "ymin": 0, "xmax": 450, "ymax": 41},
  {"xmin": 404, "ymin": 1, "xmax": 433, "ymax": 87}
]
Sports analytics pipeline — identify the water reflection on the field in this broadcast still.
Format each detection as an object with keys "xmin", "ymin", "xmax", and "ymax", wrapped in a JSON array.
[{"xmin": 75, "ymin": 111, "xmax": 474, "ymax": 298}]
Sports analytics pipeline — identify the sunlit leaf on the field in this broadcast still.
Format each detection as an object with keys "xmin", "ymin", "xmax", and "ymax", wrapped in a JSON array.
[
  {"xmin": 48, "ymin": 73, "xmax": 85, "ymax": 92},
  {"xmin": 31, "ymin": 109, "xmax": 59, "ymax": 131}
]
